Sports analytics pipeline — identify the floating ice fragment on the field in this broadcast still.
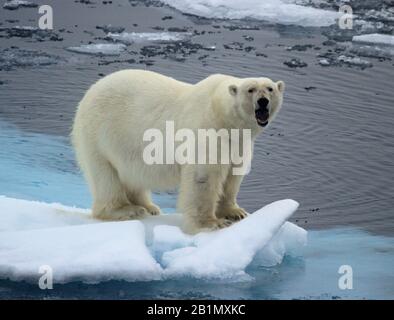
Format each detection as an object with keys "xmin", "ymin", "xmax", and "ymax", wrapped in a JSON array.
[
  {"xmin": 3, "ymin": 0, "xmax": 37, "ymax": 10},
  {"xmin": 337, "ymin": 55, "xmax": 372, "ymax": 68},
  {"xmin": 66, "ymin": 43, "xmax": 127, "ymax": 56},
  {"xmin": 352, "ymin": 34, "xmax": 394, "ymax": 46},
  {"xmin": 350, "ymin": 45, "xmax": 394, "ymax": 59},
  {"xmin": 107, "ymin": 32, "xmax": 191, "ymax": 44},
  {"xmin": 158, "ymin": 0, "xmax": 340, "ymax": 27},
  {"xmin": 96, "ymin": 25, "xmax": 125, "ymax": 34},
  {"xmin": 318, "ymin": 58, "xmax": 330, "ymax": 66},
  {"xmin": 253, "ymin": 222, "xmax": 307, "ymax": 267}
]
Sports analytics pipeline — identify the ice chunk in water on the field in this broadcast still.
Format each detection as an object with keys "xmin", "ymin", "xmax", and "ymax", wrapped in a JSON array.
[
  {"xmin": 107, "ymin": 32, "xmax": 190, "ymax": 44},
  {"xmin": 3, "ymin": 0, "xmax": 37, "ymax": 10},
  {"xmin": 66, "ymin": 43, "xmax": 127, "ymax": 56},
  {"xmin": 158, "ymin": 0, "xmax": 340, "ymax": 27},
  {"xmin": 253, "ymin": 222, "xmax": 307, "ymax": 267},
  {"xmin": 353, "ymin": 34, "xmax": 394, "ymax": 46},
  {"xmin": 337, "ymin": 55, "xmax": 372, "ymax": 68}
]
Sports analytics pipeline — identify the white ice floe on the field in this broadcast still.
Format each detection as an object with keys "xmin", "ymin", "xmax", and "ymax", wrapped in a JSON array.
[
  {"xmin": 350, "ymin": 45, "xmax": 394, "ymax": 58},
  {"xmin": 3, "ymin": 0, "xmax": 37, "ymax": 10},
  {"xmin": 66, "ymin": 43, "xmax": 127, "ymax": 56},
  {"xmin": 337, "ymin": 55, "xmax": 372, "ymax": 68},
  {"xmin": 159, "ymin": 0, "xmax": 340, "ymax": 27},
  {"xmin": 352, "ymin": 34, "xmax": 394, "ymax": 46},
  {"xmin": 0, "ymin": 196, "xmax": 306, "ymax": 283},
  {"xmin": 0, "ymin": 221, "xmax": 162, "ymax": 283},
  {"xmin": 107, "ymin": 32, "xmax": 190, "ymax": 44},
  {"xmin": 318, "ymin": 58, "xmax": 330, "ymax": 66}
]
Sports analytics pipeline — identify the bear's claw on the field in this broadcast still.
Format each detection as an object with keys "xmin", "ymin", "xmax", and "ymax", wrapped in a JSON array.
[
  {"xmin": 214, "ymin": 218, "xmax": 234, "ymax": 229},
  {"xmin": 218, "ymin": 206, "xmax": 248, "ymax": 221},
  {"xmin": 144, "ymin": 203, "xmax": 161, "ymax": 216}
]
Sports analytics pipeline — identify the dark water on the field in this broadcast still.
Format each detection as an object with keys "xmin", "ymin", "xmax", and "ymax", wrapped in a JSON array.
[{"xmin": 0, "ymin": 0, "xmax": 394, "ymax": 237}]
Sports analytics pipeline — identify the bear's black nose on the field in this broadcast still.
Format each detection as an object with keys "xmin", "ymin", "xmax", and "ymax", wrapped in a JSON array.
[{"xmin": 257, "ymin": 97, "xmax": 269, "ymax": 110}]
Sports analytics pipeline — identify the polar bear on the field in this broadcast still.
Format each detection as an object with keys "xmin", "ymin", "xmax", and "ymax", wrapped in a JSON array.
[{"xmin": 71, "ymin": 70, "xmax": 285, "ymax": 233}]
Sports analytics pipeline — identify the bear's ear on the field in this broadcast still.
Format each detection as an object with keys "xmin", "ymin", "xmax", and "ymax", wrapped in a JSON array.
[
  {"xmin": 228, "ymin": 84, "xmax": 238, "ymax": 96},
  {"xmin": 276, "ymin": 81, "xmax": 285, "ymax": 93}
]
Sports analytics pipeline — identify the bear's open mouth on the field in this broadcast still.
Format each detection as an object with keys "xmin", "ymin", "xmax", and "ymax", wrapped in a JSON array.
[{"xmin": 255, "ymin": 109, "xmax": 269, "ymax": 127}]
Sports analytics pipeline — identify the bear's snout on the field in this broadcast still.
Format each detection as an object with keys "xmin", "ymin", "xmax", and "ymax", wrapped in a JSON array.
[
  {"xmin": 255, "ymin": 97, "xmax": 270, "ymax": 127},
  {"xmin": 257, "ymin": 97, "xmax": 269, "ymax": 111}
]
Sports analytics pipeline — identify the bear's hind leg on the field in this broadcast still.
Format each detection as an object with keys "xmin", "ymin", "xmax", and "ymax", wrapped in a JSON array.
[{"xmin": 88, "ymin": 158, "xmax": 148, "ymax": 220}]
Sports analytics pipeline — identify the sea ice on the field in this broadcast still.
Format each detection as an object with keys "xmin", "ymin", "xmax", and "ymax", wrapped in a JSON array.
[
  {"xmin": 350, "ymin": 45, "xmax": 394, "ymax": 59},
  {"xmin": 337, "ymin": 55, "xmax": 372, "ymax": 68},
  {"xmin": 107, "ymin": 32, "xmax": 191, "ymax": 44},
  {"xmin": 352, "ymin": 34, "xmax": 394, "ymax": 46},
  {"xmin": 0, "ymin": 218, "xmax": 162, "ymax": 283},
  {"xmin": 161, "ymin": 200, "xmax": 305, "ymax": 279},
  {"xmin": 3, "ymin": 0, "xmax": 37, "ymax": 10},
  {"xmin": 158, "ymin": 0, "xmax": 340, "ymax": 27},
  {"xmin": 66, "ymin": 43, "xmax": 127, "ymax": 56},
  {"xmin": 0, "ymin": 196, "xmax": 306, "ymax": 283}
]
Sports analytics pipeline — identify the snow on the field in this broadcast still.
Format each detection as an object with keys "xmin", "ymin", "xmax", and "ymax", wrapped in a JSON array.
[
  {"xmin": 66, "ymin": 43, "xmax": 127, "ymax": 56},
  {"xmin": 0, "ymin": 196, "xmax": 305, "ymax": 283},
  {"xmin": 107, "ymin": 32, "xmax": 191, "ymax": 44},
  {"xmin": 158, "ymin": 0, "xmax": 340, "ymax": 27},
  {"xmin": 352, "ymin": 34, "xmax": 394, "ymax": 46}
]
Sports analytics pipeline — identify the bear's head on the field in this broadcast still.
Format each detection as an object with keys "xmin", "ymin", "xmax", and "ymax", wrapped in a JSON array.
[{"xmin": 228, "ymin": 77, "xmax": 285, "ymax": 129}]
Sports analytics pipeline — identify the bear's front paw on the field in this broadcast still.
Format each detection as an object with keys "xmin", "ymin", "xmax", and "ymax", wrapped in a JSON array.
[
  {"xmin": 217, "ymin": 206, "xmax": 248, "ymax": 221},
  {"xmin": 198, "ymin": 217, "xmax": 233, "ymax": 231},
  {"xmin": 211, "ymin": 218, "xmax": 234, "ymax": 230},
  {"xmin": 144, "ymin": 203, "xmax": 161, "ymax": 216},
  {"xmin": 95, "ymin": 205, "xmax": 148, "ymax": 221},
  {"xmin": 184, "ymin": 217, "xmax": 233, "ymax": 234}
]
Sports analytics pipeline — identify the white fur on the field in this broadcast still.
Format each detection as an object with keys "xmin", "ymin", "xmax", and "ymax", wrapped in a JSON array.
[{"xmin": 71, "ymin": 69, "xmax": 284, "ymax": 233}]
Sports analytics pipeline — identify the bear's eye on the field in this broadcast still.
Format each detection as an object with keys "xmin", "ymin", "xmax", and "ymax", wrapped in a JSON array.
[
  {"xmin": 267, "ymin": 87, "xmax": 273, "ymax": 92},
  {"xmin": 248, "ymin": 88, "xmax": 256, "ymax": 93}
]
